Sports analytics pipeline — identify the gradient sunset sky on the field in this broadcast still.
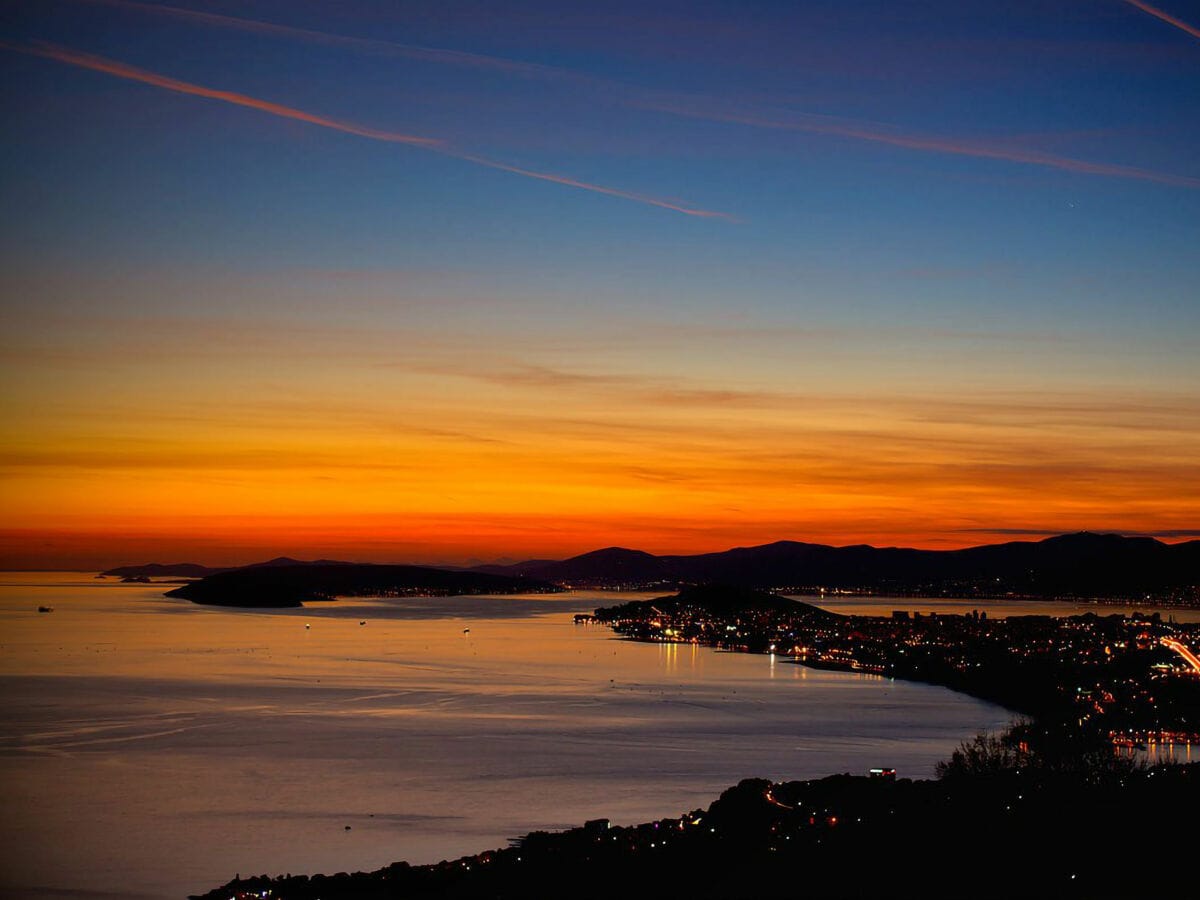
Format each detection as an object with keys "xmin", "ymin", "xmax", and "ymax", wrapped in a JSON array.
[{"xmin": 2, "ymin": 0, "xmax": 1198, "ymax": 569}]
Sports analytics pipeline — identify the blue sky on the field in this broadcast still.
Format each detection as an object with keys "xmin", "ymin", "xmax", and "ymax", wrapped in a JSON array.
[{"xmin": 1, "ymin": 0, "xmax": 1198, "ymax": 566}]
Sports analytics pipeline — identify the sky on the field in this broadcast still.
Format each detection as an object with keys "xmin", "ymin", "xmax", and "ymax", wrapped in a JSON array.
[{"xmin": 1, "ymin": 0, "xmax": 1198, "ymax": 569}]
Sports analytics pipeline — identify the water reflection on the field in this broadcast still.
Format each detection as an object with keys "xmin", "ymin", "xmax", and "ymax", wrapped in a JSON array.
[{"xmin": 1, "ymin": 574, "xmax": 1016, "ymax": 899}]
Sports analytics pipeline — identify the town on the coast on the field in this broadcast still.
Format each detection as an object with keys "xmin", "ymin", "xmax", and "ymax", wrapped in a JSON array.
[{"xmin": 581, "ymin": 583, "xmax": 1200, "ymax": 751}]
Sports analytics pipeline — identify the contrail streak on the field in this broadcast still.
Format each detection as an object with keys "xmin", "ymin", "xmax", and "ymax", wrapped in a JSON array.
[
  {"xmin": 640, "ymin": 100, "xmax": 1200, "ymax": 189},
  {"xmin": 74, "ymin": 0, "xmax": 1200, "ymax": 190},
  {"xmin": 445, "ymin": 150, "xmax": 731, "ymax": 218},
  {"xmin": 1123, "ymin": 0, "xmax": 1200, "ymax": 42},
  {"xmin": 5, "ymin": 41, "xmax": 728, "ymax": 218},
  {"xmin": 13, "ymin": 41, "xmax": 440, "ymax": 147}
]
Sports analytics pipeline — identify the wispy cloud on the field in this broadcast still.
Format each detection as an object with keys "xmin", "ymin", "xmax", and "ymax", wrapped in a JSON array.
[
  {"xmin": 637, "ymin": 98, "xmax": 1200, "ymax": 189},
  {"xmin": 1123, "ymin": 0, "xmax": 1200, "ymax": 42},
  {"xmin": 4, "ymin": 41, "xmax": 728, "ymax": 218},
  {"xmin": 71, "ymin": 0, "xmax": 1200, "ymax": 190},
  {"xmin": 9, "ymin": 41, "xmax": 439, "ymax": 145},
  {"xmin": 440, "ymin": 150, "xmax": 731, "ymax": 218}
]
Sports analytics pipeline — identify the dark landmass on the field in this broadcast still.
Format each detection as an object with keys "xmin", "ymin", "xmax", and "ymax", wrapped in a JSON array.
[
  {"xmin": 164, "ymin": 564, "xmax": 560, "ymax": 608},
  {"xmin": 477, "ymin": 546, "xmax": 665, "ymax": 582},
  {"xmin": 593, "ymin": 583, "xmax": 842, "ymax": 626},
  {"xmin": 104, "ymin": 562, "xmax": 230, "ymax": 578},
  {"xmin": 108, "ymin": 532, "xmax": 1200, "ymax": 602},
  {"xmin": 477, "ymin": 532, "xmax": 1200, "ymax": 602},
  {"xmin": 590, "ymin": 586, "xmax": 1200, "ymax": 737},
  {"xmin": 193, "ymin": 760, "xmax": 1199, "ymax": 900},
  {"xmin": 102, "ymin": 556, "xmax": 356, "ymax": 579}
]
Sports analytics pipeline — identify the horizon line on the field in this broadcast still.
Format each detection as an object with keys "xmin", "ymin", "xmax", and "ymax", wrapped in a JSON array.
[{"xmin": 10, "ymin": 528, "xmax": 1196, "ymax": 572}]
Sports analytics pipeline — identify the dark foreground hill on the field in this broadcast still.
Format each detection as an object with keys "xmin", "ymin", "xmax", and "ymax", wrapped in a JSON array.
[
  {"xmin": 165, "ymin": 565, "xmax": 558, "ymax": 608},
  {"xmin": 479, "ymin": 532, "xmax": 1200, "ymax": 599},
  {"xmin": 190, "ymin": 762, "xmax": 1199, "ymax": 900}
]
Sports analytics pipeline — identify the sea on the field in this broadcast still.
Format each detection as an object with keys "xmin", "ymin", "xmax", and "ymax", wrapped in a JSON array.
[{"xmin": 2, "ymin": 573, "xmax": 1193, "ymax": 899}]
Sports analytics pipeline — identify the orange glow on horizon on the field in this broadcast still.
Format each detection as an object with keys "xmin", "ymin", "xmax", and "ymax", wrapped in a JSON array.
[
  {"xmin": 3, "ymin": 514, "xmax": 1198, "ymax": 572},
  {"xmin": 3, "ymin": 280, "xmax": 1197, "ymax": 571}
]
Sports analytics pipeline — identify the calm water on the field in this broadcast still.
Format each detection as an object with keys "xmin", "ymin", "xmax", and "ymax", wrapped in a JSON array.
[{"xmin": 0, "ymin": 575, "xmax": 1036, "ymax": 899}]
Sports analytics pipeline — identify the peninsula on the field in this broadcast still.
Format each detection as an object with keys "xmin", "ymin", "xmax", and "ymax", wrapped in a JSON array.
[{"xmin": 587, "ymin": 585, "xmax": 1200, "ymax": 743}]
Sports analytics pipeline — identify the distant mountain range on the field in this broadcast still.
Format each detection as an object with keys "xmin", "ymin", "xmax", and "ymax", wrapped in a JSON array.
[
  {"xmin": 473, "ymin": 532, "xmax": 1200, "ymax": 599},
  {"xmin": 109, "ymin": 532, "xmax": 1199, "ymax": 603},
  {"xmin": 102, "ymin": 556, "xmax": 351, "ymax": 578}
]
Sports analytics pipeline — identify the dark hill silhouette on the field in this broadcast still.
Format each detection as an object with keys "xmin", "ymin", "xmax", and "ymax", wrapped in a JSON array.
[
  {"xmin": 104, "ymin": 557, "xmax": 357, "ymax": 579},
  {"xmin": 243, "ymin": 556, "xmax": 355, "ymax": 569},
  {"xmin": 102, "ymin": 562, "xmax": 232, "ymax": 578},
  {"xmin": 110, "ymin": 533, "xmax": 1198, "ymax": 600},
  {"xmin": 470, "ymin": 558, "xmax": 560, "ymax": 577},
  {"xmin": 478, "ymin": 532, "xmax": 1199, "ymax": 599},
  {"xmin": 165, "ymin": 564, "xmax": 558, "ymax": 608},
  {"xmin": 476, "ymin": 547, "xmax": 676, "ymax": 583},
  {"xmin": 594, "ymin": 584, "xmax": 843, "ymax": 624}
]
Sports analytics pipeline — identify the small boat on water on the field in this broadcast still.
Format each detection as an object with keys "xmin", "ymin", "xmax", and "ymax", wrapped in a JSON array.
[
  {"xmin": 37, "ymin": 606, "xmax": 53, "ymax": 613},
  {"xmin": 463, "ymin": 627, "xmax": 470, "ymax": 635}
]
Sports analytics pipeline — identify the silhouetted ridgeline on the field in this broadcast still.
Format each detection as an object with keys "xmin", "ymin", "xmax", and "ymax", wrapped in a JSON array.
[
  {"xmin": 191, "ymin": 762, "xmax": 1199, "ymax": 900},
  {"xmin": 108, "ymin": 533, "xmax": 1199, "ymax": 601},
  {"xmin": 102, "ymin": 562, "xmax": 230, "ymax": 578},
  {"xmin": 103, "ymin": 556, "xmax": 356, "ymax": 578},
  {"xmin": 593, "ymin": 584, "xmax": 842, "ymax": 625},
  {"xmin": 165, "ymin": 565, "xmax": 559, "ymax": 608},
  {"xmin": 476, "ymin": 532, "xmax": 1200, "ymax": 600}
]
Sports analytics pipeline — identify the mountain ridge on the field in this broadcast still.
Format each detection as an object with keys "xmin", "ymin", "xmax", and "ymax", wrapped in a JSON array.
[
  {"xmin": 475, "ymin": 532, "xmax": 1200, "ymax": 599},
  {"xmin": 105, "ymin": 532, "xmax": 1199, "ymax": 601}
]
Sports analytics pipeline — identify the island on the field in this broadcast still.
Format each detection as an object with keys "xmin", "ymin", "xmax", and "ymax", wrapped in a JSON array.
[
  {"xmin": 103, "ymin": 562, "xmax": 233, "ymax": 578},
  {"xmin": 165, "ymin": 564, "xmax": 560, "ymax": 608}
]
